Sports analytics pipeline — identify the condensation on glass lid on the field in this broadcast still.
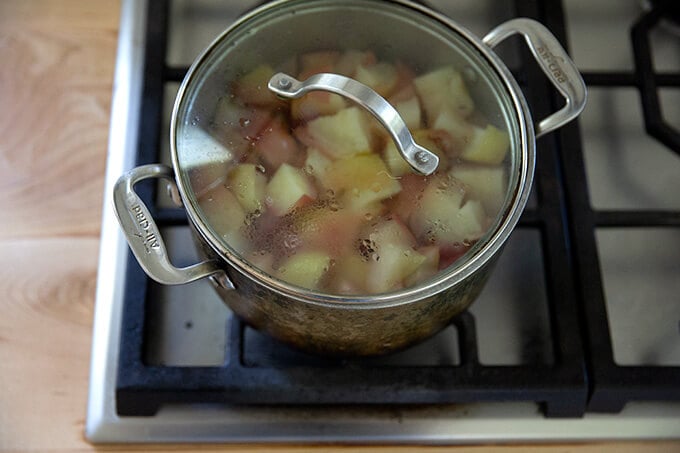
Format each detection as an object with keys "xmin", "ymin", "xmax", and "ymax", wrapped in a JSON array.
[{"xmin": 189, "ymin": 49, "xmax": 512, "ymax": 295}]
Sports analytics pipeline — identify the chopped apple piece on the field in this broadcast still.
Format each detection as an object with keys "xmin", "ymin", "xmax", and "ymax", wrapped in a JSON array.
[
  {"xmin": 410, "ymin": 175, "xmax": 485, "ymax": 245},
  {"xmin": 364, "ymin": 219, "xmax": 426, "ymax": 293},
  {"xmin": 298, "ymin": 107, "xmax": 373, "ymax": 159},
  {"xmin": 188, "ymin": 161, "xmax": 229, "ymax": 200},
  {"xmin": 414, "ymin": 66, "xmax": 475, "ymax": 121},
  {"xmin": 227, "ymin": 163, "xmax": 267, "ymax": 213},
  {"xmin": 460, "ymin": 124, "xmax": 511, "ymax": 165},
  {"xmin": 394, "ymin": 96, "xmax": 422, "ymax": 130},
  {"xmin": 323, "ymin": 153, "xmax": 402, "ymax": 208},
  {"xmin": 382, "ymin": 139, "xmax": 412, "ymax": 177},
  {"xmin": 303, "ymin": 147, "xmax": 332, "ymax": 180},
  {"xmin": 439, "ymin": 242, "xmax": 470, "ymax": 270},
  {"xmin": 276, "ymin": 250, "xmax": 331, "ymax": 289},
  {"xmin": 299, "ymin": 50, "xmax": 341, "ymax": 77},
  {"xmin": 431, "ymin": 106, "xmax": 474, "ymax": 153},
  {"xmin": 291, "ymin": 91, "xmax": 346, "ymax": 123},
  {"xmin": 455, "ymin": 200, "xmax": 487, "ymax": 241},
  {"xmin": 404, "ymin": 245, "xmax": 440, "ymax": 286},
  {"xmin": 385, "ymin": 173, "xmax": 428, "ymax": 223},
  {"xmin": 449, "ymin": 164, "xmax": 507, "ymax": 215},
  {"xmin": 199, "ymin": 183, "xmax": 248, "ymax": 253},
  {"xmin": 212, "ymin": 99, "xmax": 272, "ymax": 155},
  {"xmin": 329, "ymin": 252, "xmax": 370, "ymax": 294},
  {"xmin": 335, "ymin": 50, "xmax": 376, "ymax": 77},
  {"xmin": 233, "ymin": 64, "xmax": 281, "ymax": 107},
  {"xmin": 266, "ymin": 163, "xmax": 317, "ymax": 216},
  {"xmin": 253, "ymin": 116, "xmax": 303, "ymax": 171},
  {"xmin": 368, "ymin": 216, "xmax": 418, "ymax": 249},
  {"xmin": 355, "ymin": 62, "xmax": 399, "ymax": 97},
  {"xmin": 289, "ymin": 202, "xmax": 365, "ymax": 255}
]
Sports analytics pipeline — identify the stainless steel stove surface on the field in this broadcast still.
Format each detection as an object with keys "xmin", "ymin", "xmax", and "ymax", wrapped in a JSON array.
[{"xmin": 86, "ymin": 0, "xmax": 680, "ymax": 443}]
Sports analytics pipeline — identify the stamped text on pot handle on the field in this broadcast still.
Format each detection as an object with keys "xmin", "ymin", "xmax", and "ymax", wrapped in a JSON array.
[
  {"xmin": 268, "ymin": 72, "xmax": 439, "ymax": 175},
  {"xmin": 113, "ymin": 163, "xmax": 233, "ymax": 288},
  {"xmin": 484, "ymin": 18, "xmax": 587, "ymax": 137}
]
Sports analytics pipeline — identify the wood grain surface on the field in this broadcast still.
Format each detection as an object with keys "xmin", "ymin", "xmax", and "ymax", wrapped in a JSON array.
[{"xmin": 0, "ymin": 1, "xmax": 678, "ymax": 452}]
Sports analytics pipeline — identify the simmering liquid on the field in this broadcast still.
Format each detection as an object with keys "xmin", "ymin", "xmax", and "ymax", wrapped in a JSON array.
[{"xmin": 189, "ymin": 50, "xmax": 509, "ymax": 295}]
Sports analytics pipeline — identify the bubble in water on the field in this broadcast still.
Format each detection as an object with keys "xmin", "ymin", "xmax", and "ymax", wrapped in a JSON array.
[
  {"xmin": 364, "ymin": 212, "xmax": 373, "ymax": 221},
  {"xmin": 326, "ymin": 189, "xmax": 335, "ymax": 198},
  {"xmin": 283, "ymin": 233, "xmax": 301, "ymax": 250},
  {"xmin": 239, "ymin": 117, "xmax": 251, "ymax": 128},
  {"xmin": 256, "ymin": 164, "xmax": 266, "ymax": 174},
  {"xmin": 358, "ymin": 238, "xmax": 376, "ymax": 261}
]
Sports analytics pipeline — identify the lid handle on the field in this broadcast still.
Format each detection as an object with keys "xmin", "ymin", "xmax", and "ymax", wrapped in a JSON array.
[
  {"xmin": 268, "ymin": 72, "xmax": 439, "ymax": 175},
  {"xmin": 484, "ymin": 18, "xmax": 586, "ymax": 137}
]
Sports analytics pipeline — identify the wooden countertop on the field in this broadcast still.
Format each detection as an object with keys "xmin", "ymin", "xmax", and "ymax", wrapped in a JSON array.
[{"xmin": 0, "ymin": 1, "xmax": 677, "ymax": 452}]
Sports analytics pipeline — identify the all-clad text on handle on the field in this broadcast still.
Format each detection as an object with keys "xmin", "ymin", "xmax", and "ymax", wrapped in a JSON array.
[
  {"xmin": 113, "ymin": 163, "xmax": 233, "ymax": 288},
  {"xmin": 484, "ymin": 18, "xmax": 587, "ymax": 138}
]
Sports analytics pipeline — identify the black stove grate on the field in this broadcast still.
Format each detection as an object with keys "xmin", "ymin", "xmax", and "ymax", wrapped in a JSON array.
[
  {"xmin": 115, "ymin": 0, "xmax": 679, "ymax": 417},
  {"xmin": 541, "ymin": 0, "xmax": 680, "ymax": 412}
]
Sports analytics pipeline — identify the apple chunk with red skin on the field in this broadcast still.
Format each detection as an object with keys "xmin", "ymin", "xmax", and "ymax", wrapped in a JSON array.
[
  {"xmin": 291, "ymin": 91, "xmax": 346, "ymax": 124},
  {"xmin": 266, "ymin": 163, "xmax": 317, "ymax": 216},
  {"xmin": 285, "ymin": 201, "xmax": 366, "ymax": 255},
  {"xmin": 363, "ymin": 218, "xmax": 427, "ymax": 293},
  {"xmin": 253, "ymin": 115, "xmax": 303, "ymax": 172}
]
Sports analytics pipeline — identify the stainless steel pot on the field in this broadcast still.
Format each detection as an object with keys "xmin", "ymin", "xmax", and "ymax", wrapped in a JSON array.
[{"xmin": 113, "ymin": 0, "xmax": 586, "ymax": 356}]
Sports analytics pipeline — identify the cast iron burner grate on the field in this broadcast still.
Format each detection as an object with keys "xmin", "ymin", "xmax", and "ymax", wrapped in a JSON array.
[
  {"xmin": 551, "ymin": 0, "xmax": 680, "ymax": 412},
  {"xmin": 115, "ymin": 0, "xmax": 680, "ymax": 417}
]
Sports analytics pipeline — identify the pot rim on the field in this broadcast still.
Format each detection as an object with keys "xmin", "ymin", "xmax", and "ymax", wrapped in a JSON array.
[{"xmin": 169, "ymin": 0, "xmax": 536, "ymax": 309}]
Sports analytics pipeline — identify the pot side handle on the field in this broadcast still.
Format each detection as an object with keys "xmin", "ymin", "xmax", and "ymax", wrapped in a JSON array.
[
  {"xmin": 483, "ymin": 18, "xmax": 586, "ymax": 138},
  {"xmin": 113, "ymin": 163, "xmax": 233, "ymax": 288}
]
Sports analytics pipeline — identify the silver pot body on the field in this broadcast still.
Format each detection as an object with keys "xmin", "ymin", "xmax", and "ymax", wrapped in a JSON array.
[{"xmin": 113, "ymin": 0, "xmax": 585, "ymax": 356}]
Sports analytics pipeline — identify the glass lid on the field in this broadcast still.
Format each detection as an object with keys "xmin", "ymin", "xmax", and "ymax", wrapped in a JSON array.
[{"xmin": 173, "ymin": 0, "xmax": 522, "ymax": 296}]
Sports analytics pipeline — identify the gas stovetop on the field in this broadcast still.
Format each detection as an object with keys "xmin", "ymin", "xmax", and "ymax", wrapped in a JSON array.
[{"xmin": 86, "ymin": 0, "xmax": 680, "ymax": 443}]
